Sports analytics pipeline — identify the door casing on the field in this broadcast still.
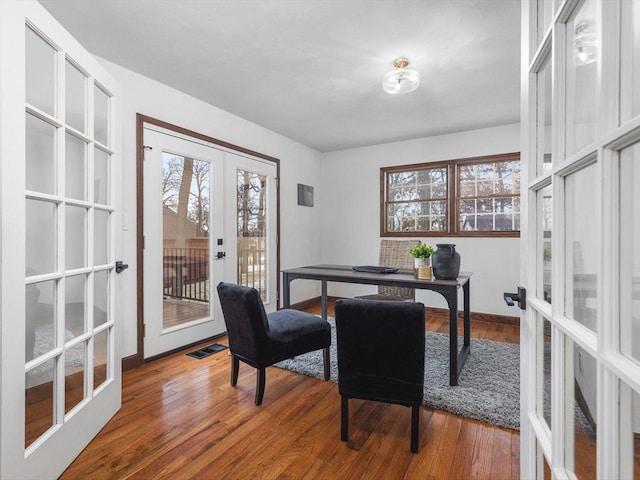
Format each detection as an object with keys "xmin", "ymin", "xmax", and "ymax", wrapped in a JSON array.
[{"xmin": 133, "ymin": 114, "xmax": 281, "ymax": 365}]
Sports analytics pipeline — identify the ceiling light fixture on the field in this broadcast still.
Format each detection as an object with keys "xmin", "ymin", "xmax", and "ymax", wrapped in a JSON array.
[{"xmin": 382, "ymin": 58, "xmax": 420, "ymax": 94}]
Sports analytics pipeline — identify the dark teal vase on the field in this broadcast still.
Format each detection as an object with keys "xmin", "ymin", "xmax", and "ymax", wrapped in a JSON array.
[{"xmin": 431, "ymin": 244, "xmax": 461, "ymax": 280}]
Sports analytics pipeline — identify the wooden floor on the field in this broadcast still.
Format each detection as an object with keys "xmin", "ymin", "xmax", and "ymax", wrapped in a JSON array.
[
  {"xmin": 61, "ymin": 300, "xmax": 521, "ymax": 479},
  {"xmin": 163, "ymin": 297, "xmax": 209, "ymax": 328}
]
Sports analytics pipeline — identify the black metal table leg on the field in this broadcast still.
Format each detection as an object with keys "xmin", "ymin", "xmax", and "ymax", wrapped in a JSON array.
[
  {"xmin": 447, "ymin": 289, "xmax": 459, "ymax": 386},
  {"xmin": 321, "ymin": 280, "xmax": 328, "ymax": 320},
  {"xmin": 463, "ymin": 279, "xmax": 471, "ymax": 348},
  {"xmin": 283, "ymin": 272, "xmax": 291, "ymax": 308}
]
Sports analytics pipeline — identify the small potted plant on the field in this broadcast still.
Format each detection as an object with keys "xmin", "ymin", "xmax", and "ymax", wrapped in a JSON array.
[{"xmin": 409, "ymin": 243, "xmax": 434, "ymax": 278}]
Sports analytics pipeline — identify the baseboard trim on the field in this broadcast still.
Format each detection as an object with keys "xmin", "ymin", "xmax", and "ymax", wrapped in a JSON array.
[
  {"xmin": 122, "ymin": 333, "xmax": 228, "ymax": 371},
  {"xmin": 288, "ymin": 296, "xmax": 325, "ymax": 310},
  {"xmin": 122, "ymin": 354, "xmax": 141, "ymax": 372},
  {"xmin": 289, "ymin": 296, "xmax": 519, "ymax": 326},
  {"xmin": 145, "ymin": 333, "xmax": 227, "ymax": 363},
  {"xmin": 424, "ymin": 307, "xmax": 520, "ymax": 326}
]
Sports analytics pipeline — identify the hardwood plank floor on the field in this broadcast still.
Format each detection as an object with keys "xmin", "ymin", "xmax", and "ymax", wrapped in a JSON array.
[{"xmin": 61, "ymin": 300, "xmax": 521, "ymax": 479}]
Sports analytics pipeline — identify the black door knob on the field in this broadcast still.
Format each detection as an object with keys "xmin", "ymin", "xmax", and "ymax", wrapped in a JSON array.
[{"xmin": 503, "ymin": 286, "xmax": 526, "ymax": 310}]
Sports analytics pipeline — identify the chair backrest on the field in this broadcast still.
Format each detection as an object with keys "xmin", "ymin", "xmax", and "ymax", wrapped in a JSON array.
[
  {"xmin": 378, "ymin": 239, "xmax": 421, "ymax": 299},
  {"xmin": 335, "ymin": 299, "xmax": 425, "ymax": 406},
  {"xmin": 216, "ymin": 282, "xmax": 270, "ymax": 360}
]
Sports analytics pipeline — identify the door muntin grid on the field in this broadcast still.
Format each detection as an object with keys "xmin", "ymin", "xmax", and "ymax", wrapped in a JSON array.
[{"xmin": 24, "ymin": 24, "xmax": 115, "ymax": 450}]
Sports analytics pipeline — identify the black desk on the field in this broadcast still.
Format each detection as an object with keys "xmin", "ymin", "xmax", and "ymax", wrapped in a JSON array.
[{"xmin": 282, "ymin": 264, "xmax": 472, "ymax": 386}]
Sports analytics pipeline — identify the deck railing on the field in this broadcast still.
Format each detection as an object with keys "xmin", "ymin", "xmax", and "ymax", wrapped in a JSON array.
[
  {"xmin": 163, "ymin": 247, "xmax": 209, "ymax": 302},
  {"xmin": 237, "ymin": 244, "xmax": 266, "ymax": 298},
  {"xmin": 163, "ymin": 244, "xmax": 267, "ymax": 302}
]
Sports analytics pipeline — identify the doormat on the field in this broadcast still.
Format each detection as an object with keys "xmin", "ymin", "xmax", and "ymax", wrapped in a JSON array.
[{"xmin": 186, "ymin": 343, "xmax": 228, "ymax": 359}]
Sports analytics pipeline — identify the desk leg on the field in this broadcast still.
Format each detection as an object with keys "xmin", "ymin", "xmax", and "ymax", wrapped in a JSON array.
[
  {"xmin": 463, "ymin": 279, "xmax": 470, "ymax": 348},
  {"xmin": 321, "ymin": 280, "xmax": 328, "ymax": 320},
  {"xmin": 283, "ymin": 272, "xmax": 291, "ymax": 309},
  {"xmin": 448, "ymin": 290, "xmax": 459, "ymax": 386}
]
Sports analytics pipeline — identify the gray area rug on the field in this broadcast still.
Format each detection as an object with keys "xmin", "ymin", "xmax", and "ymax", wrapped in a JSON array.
[{"xmin": 275, "ymin": 318, "xmax": 520, "ymax": 430}]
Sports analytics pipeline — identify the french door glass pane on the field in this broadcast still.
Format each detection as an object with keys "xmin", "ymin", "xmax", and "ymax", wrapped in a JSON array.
[
  {"xmin": 26, "ymin": 113, "xmax": 56, "ymax": 195},
  {"xmin": 65, "ymin": 206, "xmax": 87, "ymax": 270},
  {"xmin": 65, "ymin": 274, "xmax": 86, "ymax": 339},
  {"xmin": 564, "ymin": 163, "xmax": 598, "ymax": 332},
  {"xmin": 24, "ymin": 367, "xmax": 54, "ymax": 449},
  {"xmin": 25, "ymin": 280, "xmax": 55, "ymax": 363},
  {"xmin": 26, "ymin": 199, "xmax": 56, "ymax": 276},
  {"xmin": 94, "ymin": 271, "xmax": 109, "ymax": 328},
  {"xmin": 25, "ymin": 27, "xmax": 55, "ymax": 116},
  {"xmin": 537, "ymin": 441, "xmax": 552, "ymax": 479},
  {"xmin": 537, "ymin": 0, "xmax": 553, "ymax": 44},
  {"xmin": 536, "ymin": 59, "xmax": 553, "ymax": 175},
  {"xmin": 539, "ymin": 184, "xmax": 552, "ymax": 303},
  {"xmin": 538, "ymin": 314, "xmax": 552, "ymax": 428},
  {"xmin": 94, "ymin": 85, "xmax": 109, "ymax": 146},
  {"xmin": 94, "ymin": 209, "xmax": 109, "ymax": 266},
  {"xmin": 65, "ymin": 133, "xmax": 86, "ymax": 201},
  {"xmin": 93, "ymin": 329, "xmax": 108, "ymax": 390},
  {"xmin": 565, "ymin": 0, "xmax": 598, "ymax": 156},
  {"xmin": 237, "ymin": 169, "xmax": 267, "ymax": 300},
  {"xmin": 65, "ymin": 60, "xmax": 86, "ymax": 133},
  {"xmin": 64, "ymin": 342, "xmax": 85, "ymax": 414},
  {"xmin": 571, "ymin": 342, "xmax": 597, "ymax": 480},
  {"xmin": 620, "ymin": 143, "xmax": 640, "ymax": 363},
  {"xmin": 621, "ymin": 0, "xmax": 640, "ymax": 123},
  {"xmin": 94, "ymin": 147, "xmax": 110, "ymax": 205},
  {"xmin": 161, "ymin": 153, "xmax": 210, "ymax": 328},
  {"xmin": 620, "ymin": 384, "xmax": 640, "ymax": 479}
]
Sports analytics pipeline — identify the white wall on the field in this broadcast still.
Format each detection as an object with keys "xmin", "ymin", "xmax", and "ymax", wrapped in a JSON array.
[
  {"xmin": 99, "ymin": 58, "xmax": 324, "ymax": 358},
  {"xmin": 321, "ymin": 124, "xmax": 521, "ymax": 317}
]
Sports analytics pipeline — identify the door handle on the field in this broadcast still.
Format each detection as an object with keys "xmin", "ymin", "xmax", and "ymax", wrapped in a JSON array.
[
  {"xmin": 504, "ymin": 286, "xmax": 526, "ymax": 310},
  {"xmin": 115, "ymin": 260, "xmax": 129, "ymax": 273},
  {"xmin": 215, "ymin": 251, "xmax": 226, "ymax": 260}
]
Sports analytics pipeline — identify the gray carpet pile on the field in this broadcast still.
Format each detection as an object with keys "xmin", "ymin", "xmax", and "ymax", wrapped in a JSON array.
[{"xmin": 274, "ymin": 318, "xmax": 520, "ymax": 430}]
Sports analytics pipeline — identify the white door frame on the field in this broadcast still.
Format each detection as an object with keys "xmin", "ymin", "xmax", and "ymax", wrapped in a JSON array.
[{"xmin": 135, "ymin": 115, "xmax": 281, "ymax": 363}]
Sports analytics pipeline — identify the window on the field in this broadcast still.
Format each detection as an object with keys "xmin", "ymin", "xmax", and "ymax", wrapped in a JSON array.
[{"xmin": 381, "ymin": 152, "xmax": 520, "ymax": 237}]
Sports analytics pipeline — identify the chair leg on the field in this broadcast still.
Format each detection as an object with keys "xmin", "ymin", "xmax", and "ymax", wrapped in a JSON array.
[
  {"xmin": 323, "ymin": 347, "xmax": 330, "ymax": 381},
  {"xmin": 341, "ymin": 396, "xmax": 349, "ymax": 442},
  {"xmin": 411, "ymin": 405, "xmax": 420, "ymax": 453},
  {"xmin": 255, "ymin": 367, "xmax": 266, "ymax": 405},
  {"xmin": 230, "ymin": 355, "xmax": 239, "ymax": 386}
]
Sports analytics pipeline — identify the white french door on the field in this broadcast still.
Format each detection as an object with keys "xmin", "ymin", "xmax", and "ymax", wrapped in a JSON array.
[
  {"xmin": 0, "ymin": 2, "xmax": 122, "ymax": 478},
  {"xmin": 223, "ymin": 150, "xmax": 278, "ymax": 313},
  {"xmin": 521, "ymin": 0, "xmax": 640, "ymax": 478},
  {"xmin": 143, "ymin": 129, "xmax": 225, "ymax": 358},
  {"xmin": 142, "ymin": 128, "xmax": 277, "ymax": 359}
]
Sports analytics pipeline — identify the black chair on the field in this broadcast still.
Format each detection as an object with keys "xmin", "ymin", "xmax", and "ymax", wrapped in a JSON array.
[
  {"xmin": 335, "ymin": 298, "xmax": 425, "ymax": 453},
  {"xmin": 217, "ymin": 282, "xmax": 331, "ymax": 405}
]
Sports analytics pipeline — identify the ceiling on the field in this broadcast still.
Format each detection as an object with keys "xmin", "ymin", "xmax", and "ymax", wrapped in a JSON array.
[{"xmin": 40, "ymin": 0, "xmax": 521, "ymax": 153}]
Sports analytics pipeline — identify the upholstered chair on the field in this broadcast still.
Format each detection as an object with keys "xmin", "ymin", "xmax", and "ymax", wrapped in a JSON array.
[
  {"xmin": 217, "ymin": 282, "xmax": 331, "ymax": 405},
  {"xmin": 335, "ymin": 298, "xmax": 425, "ymax": 452}
]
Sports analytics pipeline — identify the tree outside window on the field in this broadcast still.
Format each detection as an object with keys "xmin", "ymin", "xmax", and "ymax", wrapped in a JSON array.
[{"xmin": 381, "ymin": 152, "xmax": 520, "ymax": 237}]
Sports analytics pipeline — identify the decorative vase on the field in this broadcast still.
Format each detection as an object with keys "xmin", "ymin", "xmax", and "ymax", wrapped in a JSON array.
[{"xmin": 431, "ymin": 244, "xmax": 461, "ymax": 280}]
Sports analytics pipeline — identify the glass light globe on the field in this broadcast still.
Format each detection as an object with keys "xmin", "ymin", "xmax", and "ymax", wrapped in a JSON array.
[{"xmin": 382, "ymin": 60, "xmax": 420, "ymax": 94}]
